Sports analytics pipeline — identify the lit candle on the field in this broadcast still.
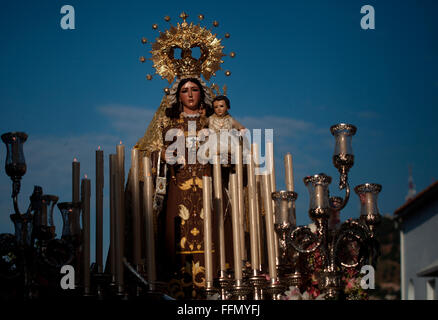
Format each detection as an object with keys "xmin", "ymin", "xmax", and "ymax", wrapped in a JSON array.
[
  {"xmin": 212, "ymin": 155, "xmax": 226, "ymax": 274},
  {"xmin": 81, "ymin": 174, "xmax": 91, "ymax": 295},
  {"xmin": 72, "ymin": 158, "xmax": 80, "ymax": 235},
  {"xmin": 230, "ymin": 174, "xmax": 242, "ymax": 281},
  {"xmin": 246, "ymin": 154, "xmax": 259, "ymax": 271},
  {"xmin": 202, "ymin": 176, "xmax": 214, "ymax": 286},
  {"xmin": 235, "ymin": 141, "xmax": 246, "ymax": 261},
  {"xmin": 261, "ymin": 174, "xmax": 277, "ymax": 282},
  {"xmin": 284, "ymin": 153, "xmax": 294, "ymax": 192},
  {"xmin": 95, "ymin": 147, "xmax": 104, "ymax": 272},
  {"xmin": 131, "ymin": 148, "xmax": 141, "ymax": 267},
  {"xmin": 109, "ymin": 154, "xmax": 116, "ymax": 281},
  {"xmin": 143, "ymin": 156, "xmax": 156, "ymax": 290}
]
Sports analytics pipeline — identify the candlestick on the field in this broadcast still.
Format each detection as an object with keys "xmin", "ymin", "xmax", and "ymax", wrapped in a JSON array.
[
  {"xmin": 230, "ymin": 174, "xmax": 242, "ymax": 281},
  {"xmin": 81, "ymin": 175, "xmax": 91, "ymax": 295},
  {"xmin": 131, "ymin": 148, "xmax": 141, "ymax": 267},
  {"xmin": 284, "ymin": 153, "xmax": 294, "ymax": 192},
  {"xmin": 202, "ymin": 176, "xmax": 214, "ymax": 286},
  {"xmin": 212, "ymin": 155, "xmax": 226, "ymax": 274},
  {"xmin": 246, "ymin": 154, "xmax": 260, "ymax": 271},
  {"xmin": 95, "ymin": 147, "xmax": 104, "ymax": 272},
  {"xmin": 261, "ymin": 173, "xmax": 277, "ymax": 282},
  {"xmin": 72, "ymin": 158, "xmax": 80, "ymax": 235},
  {"xmin": 109, "ymin": 154, "xmax": 116, "ymax": 282},
  {"xmin": 235, "ymin": 141, "xmax": 246, "ymax": 261},
  {"xmin": 143, "ymin": 156, "xmax": 156, "ymax": 290}
]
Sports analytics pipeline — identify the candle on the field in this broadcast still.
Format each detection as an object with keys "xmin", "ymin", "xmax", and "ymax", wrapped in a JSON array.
[
  {"xmin": 95, "ymin": 147, "xmax": 104, "ymax": 272},
  {"xmin": 266, "ymin": 141, "xmax": 279, "ymax": 266},
  {"xmin": 116, "ymin": 142, "xmax": 125, "ymax": 256},
  {"xmin": 143, "ymin": 156, "xmax": 156, "ymax": 290},
  {"xmin": 81, "ymin": 175, "xmax": 91, "ymax": 295},
  {"xmin": 230, "ymin": 174, "xmax": 242, "ymax": 281},
  {"xmin": 114, "ymin": 154, "xmax": 124, "ymax": 292},
  {"xmin": 202, "ymin": 176, "xmax": 214, "ymax": 286},
  {"xmin": 246, "ymin": 154, "xmax": 260, "ymax": 271},
  {"xmin": 109, "ymin": 154, "xmax": 116, "ymax": 281},
  {"xmin": 131, "ymin": 148, "xmax": 141, "ymax": 266},
  {"xmin": 280, "ymin": 198, "xmax": 289, "ymax": 224},
  {"xmin": 235, "ymin": 141, "xmax": 246, "ymax": 261},
  {"xmin": 261, "ymin": 174, "xmax": 277, "ymax": 282},
  {"xmin": 212, "ymin": 155, "xmax": 226, "ymax": 274},
  {"xmin": 338, "ymin": 133, "xmax": 347, "ymax": 155},
  {"xmin": 252, "ymin": 143, "xmax": 263, "ymax": 270},
  {"xmin": 364, "ymin": 192, "xmax": 375, "ymax": 216},
  {"xmin": 314, "ymin": 184, "xmax": 325, "ymax": 208},
  {"xmin": 72, "ymin": 158, "xmax": 80, "ymax": 235},
  {"xmin": 284, "ymin": 153, "xmax": 294, "ymax": 192}
]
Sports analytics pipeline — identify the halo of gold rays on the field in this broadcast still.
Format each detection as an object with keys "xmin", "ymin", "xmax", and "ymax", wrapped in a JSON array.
[{"xmin": 147, "ymin": 13, "xmax": 227, "ymax": 83}]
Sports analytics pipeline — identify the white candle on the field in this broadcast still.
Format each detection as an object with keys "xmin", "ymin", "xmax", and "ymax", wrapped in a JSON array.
[
  {"xmin": 116, "ymin": 142, "xmax": 125, "ymax": 254},
  {"xmin": 252, "ymin": 143, "xmax": 263, "ymax": 271},
  {"xmin": 114, "ymin": 152, "xmax": 124, "ymax": 291},
  {"xmin": 109, "ymin": 154, "xmax": 116, "ymax": 280},
  {"xmin": 81, "ymin": 175, "xmax": 91, "ymax": 295},
  {"xmin": 236, "ymin": 141, "xmax": 246, "ymax": 261},
  {"xmin": 246, "ymin": 154, "xmax": 260, "ymax": 270},
  {"xmin": 230, "ymin": 174, "xmax": 242, "ymax": 281},
  {"xmin": 143, "ymin": 156, "xmax": 156, "ymax": 290},
  {"xmin": 202, "ymin": 176, "xmax": 214, "ymax": 286},
  {"xmin": 284, "ymin": 153, "xmax": 294, "ymax": 192},
  {"xmin": 131, "ymin": 148, "xmax": 141, "ymax": 267},
  {"xmin": 266, "ymin": 141, "xmax": 279, "ymax": 266},
  {"xmin": 72, "ymin": 158, "xmax": 80, "ymax": 235},
  {"xmin": 212, "ymin": 155, "xmax": 226, "ymax": 274},
  {"xmin": 95, "ymin": 147, "xmax": 104, "ymax": 272},
  {"xmin": 261, "ymin": 174, "xmax": 277, "ymax": 282}
]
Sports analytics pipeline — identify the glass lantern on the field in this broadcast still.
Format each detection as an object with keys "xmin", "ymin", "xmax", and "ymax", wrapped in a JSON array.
[
  {"xmin": 354, "ymin": 183, "xmax": 382, "ymax": 231},
  {"xmin": 58, "ymin": 202, "xmax": 81, "ymax": 241},
  {"xmin": 303, "ymin": 173, "xmax": 332, "ymax": 221},
  {"xmin": 1, "ymin": 132, "xmax": 28, "ymax": 179},
  {"xmin": 10, "ymin": 213, "xmax": 33, "ymax": 247},
  {"xmin": 272, "ymin": 190, "xmax": 298, "ymax": 227}
]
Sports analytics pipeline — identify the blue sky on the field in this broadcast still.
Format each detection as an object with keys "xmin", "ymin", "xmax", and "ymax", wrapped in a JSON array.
[{"xmin": 1, "ymin": 0, "xmax": 437, "ymax": 264}]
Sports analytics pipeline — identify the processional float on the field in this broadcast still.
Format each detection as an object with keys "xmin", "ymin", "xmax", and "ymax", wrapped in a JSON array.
[{"xmin": 0, "ymin": 12, "xmax": 381, "ymax": 300}]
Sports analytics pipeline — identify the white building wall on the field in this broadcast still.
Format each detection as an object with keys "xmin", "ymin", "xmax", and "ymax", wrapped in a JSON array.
[{"xmin": 401, "ymin": 198, "xmax": 438, "ymax": 300}]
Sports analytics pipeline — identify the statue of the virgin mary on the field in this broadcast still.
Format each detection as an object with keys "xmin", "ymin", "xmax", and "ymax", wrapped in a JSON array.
[{"xmin": 122, "ymin": 13, "xmax": 235, "ymax": 299}]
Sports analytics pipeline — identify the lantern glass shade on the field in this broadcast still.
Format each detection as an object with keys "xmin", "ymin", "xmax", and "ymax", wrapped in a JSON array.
[
  {"xmin": 1, "ymin": 132, "xmax": 28, "ymax": 178},
  {"xmin": 272, "ymin": 191, "xmax": 298, "ymax": 226},
  {"xmin": 10, "ymin": 213, "xmax": 33, "ymax": 247},
  {"xmin": 304, "ymin": 174, "xmax": 332, "ymax": 211},
  {"xmin": 330, "ymin": 124, "xmax": 356, "ymax": 156},
  {"xmin": 58, "ymin": 202, "xmax": 81, "ymax": 239},
  {"xmin": 354, "ymin": 183, "xmax": 382, "ymax": 217}
]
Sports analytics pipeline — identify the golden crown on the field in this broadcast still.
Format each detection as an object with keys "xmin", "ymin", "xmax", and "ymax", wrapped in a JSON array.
[{"xmin": 140, "ymin": 12, "xmax": 234, "ymax": 84}]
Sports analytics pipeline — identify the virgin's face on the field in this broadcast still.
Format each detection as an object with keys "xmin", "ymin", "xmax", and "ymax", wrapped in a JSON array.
[{"xmin": 179, "ymin": 81, "xmax": 201, "ymax": 111}]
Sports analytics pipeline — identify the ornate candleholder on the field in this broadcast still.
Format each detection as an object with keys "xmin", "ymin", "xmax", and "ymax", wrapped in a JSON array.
[
  {"xmin": 2, "ymin": 132, "xmax": 28, "ymax": 216},
  {"xmin": 265, "ymin": 279, "xmax": 285, "ymax": 300},
  {"xmin": 272, "ymin": 190, "xmax": 298, "ymax": 289},
  {"xmin": 215, "ymin": 272, "xmax": 233, "ymax": 300},
  {"xmin": 248, "ymin": 270, "xmax": 266, "ymax": 300},
  {"xmin": 230, "ymin": 279, "xmax": 251, "ymax": 300}
]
